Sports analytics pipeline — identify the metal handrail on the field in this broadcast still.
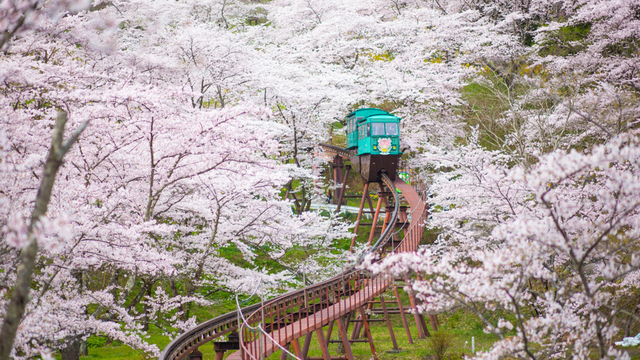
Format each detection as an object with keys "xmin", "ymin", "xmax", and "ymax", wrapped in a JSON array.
[
  {"xmin": 159, "ymin": 303, "xmax": 262, "ymax": 360},
  {"xmin": 235, "ymin": 295, "xmax": 302, "ymax": 360}
]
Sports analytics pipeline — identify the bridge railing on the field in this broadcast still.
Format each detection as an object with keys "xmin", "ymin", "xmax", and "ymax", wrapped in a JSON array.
[
  {"xmin": 393, "ymin": 199, "xmax": 428, "ymax": 254},
  {"xmin": 239, "ymin": 268, "xmax": 392, "ymax": 360},
  {"xmin": 159, "ymin": 303, "xmax": 262, "ymax": 360}
]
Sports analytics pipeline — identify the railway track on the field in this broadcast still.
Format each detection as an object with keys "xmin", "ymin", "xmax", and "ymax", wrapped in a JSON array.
[{"xmin": 160, "ymin": 157, "xmax": 427, "ymax": 360}]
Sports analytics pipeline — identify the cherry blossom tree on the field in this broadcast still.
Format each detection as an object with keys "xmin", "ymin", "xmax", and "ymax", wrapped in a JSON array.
[{"xmin": 372, "ymin": 132, "xmax": 640, "ymax": 359}]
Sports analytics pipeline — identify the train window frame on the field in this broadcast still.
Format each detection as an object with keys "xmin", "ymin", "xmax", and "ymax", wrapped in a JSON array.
[
  {"xmin": 371, "ymin": 122, "xmax": 385, "ymax": 136},
  {"xmin": 385, "ymin": 122, "xmax": 398, "ymax": 136}
]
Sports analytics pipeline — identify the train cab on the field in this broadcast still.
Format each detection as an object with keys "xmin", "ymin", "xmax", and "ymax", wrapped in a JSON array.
[
  {"xmin": 346, "ymin": 108, "xmax": 401, "ymax": 156},
  {"xmin": 345, "ymin": 108, "xmax": 402, "ymax": 182}
]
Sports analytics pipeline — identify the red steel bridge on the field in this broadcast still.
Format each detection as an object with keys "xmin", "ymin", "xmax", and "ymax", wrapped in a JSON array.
[{"xmin": 160, "ymin": 143, "xmax": 432, "ymax": 360}]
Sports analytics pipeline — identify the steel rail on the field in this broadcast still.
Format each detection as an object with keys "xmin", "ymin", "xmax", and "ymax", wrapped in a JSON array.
[
  {"xmin": 368, "ymin": 173, "xmax": 399, "ymax": 255},
  {"xmin": 318, "ymin": 143, "xmax": 356, "ymax": 159},
  {"xmin": 159, "ymin": 303, "xmax": 262, "ymax": 360}
]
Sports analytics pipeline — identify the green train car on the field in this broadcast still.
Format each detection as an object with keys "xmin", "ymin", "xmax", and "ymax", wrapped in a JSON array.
[
  {"xmin": 345, "ymin": 108, "xmax": 402, "ymax": 182},
  {"xmin": 346, "ymin": 108, "xmax": 401, "ymax": 155}
]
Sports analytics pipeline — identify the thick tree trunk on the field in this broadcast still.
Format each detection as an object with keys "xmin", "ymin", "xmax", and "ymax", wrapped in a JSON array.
[
  {"xmin": 60, "ymin": 338, "xmax": 81, "ymax": 360},
  {"xmin": 0, "ymin": 112, "xmax": 88, "ymax": 360}
]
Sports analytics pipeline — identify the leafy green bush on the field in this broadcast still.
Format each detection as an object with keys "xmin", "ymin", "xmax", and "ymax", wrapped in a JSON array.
[
  {"xmin": 87, "ymin": 336, "xmax": 107, "ymax": 349},
  {"xmin": 427, "ymin": 331, "xmax": 455, "ymax": 360}
]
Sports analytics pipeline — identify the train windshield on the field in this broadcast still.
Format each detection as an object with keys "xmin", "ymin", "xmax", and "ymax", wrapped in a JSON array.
[
  {"xmin": 385, "ymin": 122, "xmax": 398, "ymax": 135},
  {"xmin": 371, "ymin": 123, "xmax": 386, "ymax": 136}
]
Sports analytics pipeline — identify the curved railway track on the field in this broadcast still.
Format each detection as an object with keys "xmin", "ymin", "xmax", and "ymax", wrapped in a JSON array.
[
  {"xmin": 160, "ymin": 151, "xmax": 427, "ymax": 360},
  {"xmin": 160, "ymin": 303, "xmax": 260, "ymax": 360}
]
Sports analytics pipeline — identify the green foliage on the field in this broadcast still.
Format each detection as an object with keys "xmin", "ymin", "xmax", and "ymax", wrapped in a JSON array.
[
  {"xmin": 86, "ymin": 336, "xmax": 107, "ymax": 349},
  {"xmin": 537, "ymin": 23, "xmax": 591, "ymax": 57},
  {"xmin": 422, "ymin": 227, "xmax": 440, "ymax": 245},
  {"xmin": 460, "ymin": 81, "xmax": 509, "ymax": 151},
  {"xmin": 246, "ymin": 6, "xmax": 269, "ymax": 26},
  {"xmin": 602, "ymin": 37, "xmax": 640, "ymax": 58},
  {"xmin": 218, "ymin": 242, "xmax": 287, "ymax": 272},
  {"xmin": 427, "ymin": 331, "xmax": 455, "ymax": 360}
]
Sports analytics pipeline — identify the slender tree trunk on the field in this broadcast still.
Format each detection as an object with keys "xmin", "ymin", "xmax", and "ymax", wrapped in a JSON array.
[
  {"xmin": 142, "ymin": 285, "xmax": 153, "ymax": 331},
  {"xmin": 79, "ymin": 339, "xmax": 88, "ymax": 357},
  {"xmin": 0, "ymin": 112, "xmax": 88, "ymax": 360}
]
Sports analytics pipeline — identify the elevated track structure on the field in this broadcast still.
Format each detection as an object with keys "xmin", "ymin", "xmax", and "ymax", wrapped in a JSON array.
[{"xmin": 160, "ymin": 143, "xmax": 431, "ymax": 360}]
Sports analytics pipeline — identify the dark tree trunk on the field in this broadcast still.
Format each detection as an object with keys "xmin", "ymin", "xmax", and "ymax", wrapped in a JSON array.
[
  {"xmin": 79, "ymin": 339, "xmax": 88, "ymax": 357},
  {"xmin": 142, "ymin": 285, "xmax": 153, "ymax": 331},
  {"xmin": 60, "ymin": 338, "xmax": 81, "ymax": 360}
]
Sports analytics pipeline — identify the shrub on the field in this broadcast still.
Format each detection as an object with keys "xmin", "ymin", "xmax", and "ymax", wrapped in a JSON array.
[
  {"xmin": 427, "ymin": 331, "xmax": 454, "ymax": 360},
  {"xmin": 86, "ymin": 336, "xmax": 107, "ymax": 349}
]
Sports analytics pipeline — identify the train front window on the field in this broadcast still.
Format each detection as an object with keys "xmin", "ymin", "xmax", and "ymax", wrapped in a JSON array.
[
  {"xmin": 385, "ymin": 122, "xmax": 398, "ymax": 136},
  {"xmin": 371, "ymin": 123, "xmax": 385, "ymax": 136}
]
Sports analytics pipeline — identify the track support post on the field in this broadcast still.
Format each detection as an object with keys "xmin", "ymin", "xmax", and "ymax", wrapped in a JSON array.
[
  {"xmin": 393, "ymin": 284, "xmax": 413, "ymax": 344},
  {"xmin": 336, "ymin": 165, "xmax": 351, "ymax": 212},
  {"xmin": 380, "ymin": 295, "xmax": 399, "ymax": 351},
  {"xmin": 332, "ymin": 156, "xmax": 343, "ymax": 205},
  {"xmin": 316, "ymin": 327, "xmax": 331, "ymax": 360},
  {"xmin": 336, "ymin": 317, "xmax": 355, "ymax": 360},
  {"xmin": 359, "ymin": 306, "xmax": 378, "ymax": 359}
]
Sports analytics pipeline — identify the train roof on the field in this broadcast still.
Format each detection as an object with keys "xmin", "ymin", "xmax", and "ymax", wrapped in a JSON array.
[
  {"xmin": 346, "ymin": 108, "xmax": 401, "ymax": 122},
  {"xmin": 346, "ymin": 108, "xmax": 389, "ymax": 118}
]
